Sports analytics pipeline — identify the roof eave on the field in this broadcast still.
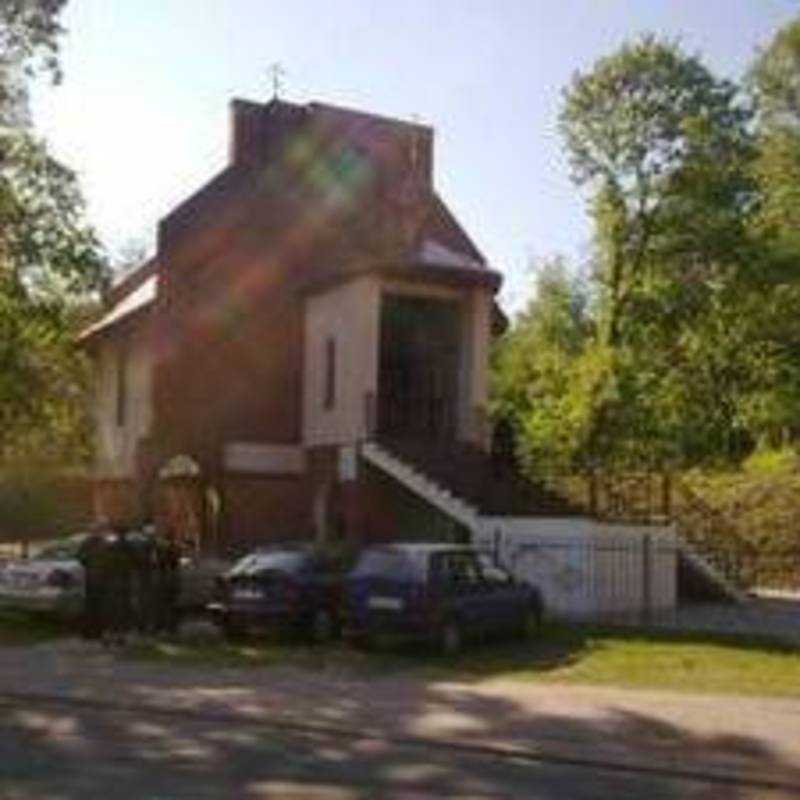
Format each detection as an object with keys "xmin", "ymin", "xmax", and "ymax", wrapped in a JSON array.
[{"xmin": 77, "ymin": 301, "xmax": 155, "ymax": 347}]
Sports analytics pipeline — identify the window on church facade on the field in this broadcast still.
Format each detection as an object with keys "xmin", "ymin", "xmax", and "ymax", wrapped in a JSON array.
[
  {"xmin": 324, "ymin": 337, "xmax": 336, "ymax": 410},
  {"xmin": 116, "ymin": 346, "xmax": 128, "ymax": 427}
]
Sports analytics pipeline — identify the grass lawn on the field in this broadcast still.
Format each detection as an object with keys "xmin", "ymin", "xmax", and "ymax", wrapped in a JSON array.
[
  {"xmin": 438, "ymin": 625, "xmax": 800, "ymax": 697},
  {"xmin": 0, "ymin": 608, "xmax": 66, "ymax": 646},
  {"xmin": 125, "ymin": 622, "xmax": 800, "ymax": 698}
]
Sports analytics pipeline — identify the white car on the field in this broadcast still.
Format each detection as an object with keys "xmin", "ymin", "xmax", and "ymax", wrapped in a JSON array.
[
  {"xmin": 0, "ymin": 535, "xmax": 87, "ymax": 617},
  {"xmin": 0, "ymin": 531, "xmax": 231, "ymax": 621}
]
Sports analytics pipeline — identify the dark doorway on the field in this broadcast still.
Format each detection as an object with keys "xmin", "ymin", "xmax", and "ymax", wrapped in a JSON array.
[{"xmin": 378, "ymin": 294, "xmax": 461, "ymax": 441}]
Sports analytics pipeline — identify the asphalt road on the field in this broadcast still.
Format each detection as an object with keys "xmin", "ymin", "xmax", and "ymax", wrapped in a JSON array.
[{"xmin": 0, "ymin": 695, "xmax": 797, "ymax": 800}]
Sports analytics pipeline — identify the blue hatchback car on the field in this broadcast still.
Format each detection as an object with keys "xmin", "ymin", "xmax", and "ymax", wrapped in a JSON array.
[{"xmin": 344, "ymin": 543, "xmax": 543, "ymax": 653}]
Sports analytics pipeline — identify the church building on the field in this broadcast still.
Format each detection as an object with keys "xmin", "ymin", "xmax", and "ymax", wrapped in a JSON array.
[{"xmin": 80, "ymin": 96, "xmax": 569, "ymax": 550}]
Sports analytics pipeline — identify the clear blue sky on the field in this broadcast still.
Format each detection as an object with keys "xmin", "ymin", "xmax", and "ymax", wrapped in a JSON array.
[{"xmin": 31, "ymin": 0, "xmax": 799, "ymax": 313}]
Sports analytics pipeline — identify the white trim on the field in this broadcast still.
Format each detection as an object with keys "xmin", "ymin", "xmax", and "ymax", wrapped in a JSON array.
[
  {"xmin": 361, "ymin": 441, "xmax": 479, "ymax": 531},
  {"xmin": 418, "ymin": 239, "xmax": 484, "ymax": 270},
  {"xmin": 80, "ymin": 274, "xmax": 157, "ymax": 339},
  {"xmin": 224, "ymin": 442, "xmax": 305, "ymax": 475}
]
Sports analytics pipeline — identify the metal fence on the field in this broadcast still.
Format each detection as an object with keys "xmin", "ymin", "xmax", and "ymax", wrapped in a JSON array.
[{"xmin": 477, "ymin": 525, "xmax": 678, "ymax": 624}]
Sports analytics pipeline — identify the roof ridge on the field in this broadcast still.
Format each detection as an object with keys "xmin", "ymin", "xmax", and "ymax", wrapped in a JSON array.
[{"xmin": 308, "ymin": 101, "xmax": 433, "ymax": 134}]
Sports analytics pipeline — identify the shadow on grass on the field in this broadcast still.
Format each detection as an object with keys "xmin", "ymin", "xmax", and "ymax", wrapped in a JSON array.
[
  {"xmin": 123, "ymin": 620, "xmax": 800, "ymax": 698},
  {"xmin": 0, "ymin": 608, "xmax": 66, "ymax": 646},
  {"xmin": 2, "ymin": 651, "xmax": 800, "ymax": 799}
]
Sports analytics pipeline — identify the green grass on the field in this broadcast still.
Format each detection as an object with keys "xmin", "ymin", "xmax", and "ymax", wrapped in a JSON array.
[
  {"xmin": 0, "ymin": 608, "xmax": 66, "ymax": 645},
  {"xmin": 124, "ymin": 623, "xmax": 800, "ymax": 698},
  {"xmin": 437, "ymin": 625, "xmax": 800, "ymax": 697}
]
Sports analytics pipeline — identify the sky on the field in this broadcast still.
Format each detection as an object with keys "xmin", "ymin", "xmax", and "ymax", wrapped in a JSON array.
[{"xmin": 30, "ymin": 0, "xmax": 800, "ymax": 314}]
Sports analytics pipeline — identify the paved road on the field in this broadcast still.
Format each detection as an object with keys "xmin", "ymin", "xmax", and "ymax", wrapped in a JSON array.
[
  {"xmin": 1, "ymin": 639, "xmax": 800, "ymax": 798},
  {"xmin": 1, "ymin": 694, "xmax": 797, "ymax": 800}
]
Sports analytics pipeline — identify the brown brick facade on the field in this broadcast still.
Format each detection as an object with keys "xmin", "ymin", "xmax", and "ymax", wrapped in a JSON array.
[
  {"xmin": 93, "ymin": 478, "xmax": 138, "ymax": 528},
  {"xmin": 221, "ymin": 474, "xmax": 311, "ymax": 547},
  {"xmin": 85, "ymin": 97, "xmax": 499, "ymax": 549}
]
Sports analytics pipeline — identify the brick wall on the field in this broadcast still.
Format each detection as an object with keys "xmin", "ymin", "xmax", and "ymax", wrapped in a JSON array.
[{"xmin": 221, "ymin": 474, "xmax": 311, "ymax": 548}]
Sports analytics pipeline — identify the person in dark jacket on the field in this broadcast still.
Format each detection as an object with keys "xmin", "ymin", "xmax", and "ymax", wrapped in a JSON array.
[
  {"xmin": 154, "ymin": 531, "xmax": 182, "ymax": 636},
  {"xmin": 103, "ymin": 527, "xmax": 135, "ymax": 646},
  {"xmin": 78, "ymin": 525, "xmax": 110, "ymax": 640},
  {"xmin": 130, "ymin": 525, "xmax": 158, "ymax": 635}
]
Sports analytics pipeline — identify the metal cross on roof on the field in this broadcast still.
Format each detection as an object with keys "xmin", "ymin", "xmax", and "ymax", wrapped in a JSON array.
[{"xmin": 267, "ymin": 62, "xmax": 286, "ymax": 99}]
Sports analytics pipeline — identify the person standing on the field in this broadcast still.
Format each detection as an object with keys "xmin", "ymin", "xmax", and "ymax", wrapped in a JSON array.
[
  {"xmin": 131, "ymin": 525, "xmax": 158, "ymax": 635},
  {"xmin": 103, "ymin": 527, "xmax": 135, "ymax": 646},
  {"xmin": 154, "ymin": 531, "xmax": 182, "ymax": 636},
  {"xmin": 78, "ymin": 525, "xmax": 109, "ymax": 640}
]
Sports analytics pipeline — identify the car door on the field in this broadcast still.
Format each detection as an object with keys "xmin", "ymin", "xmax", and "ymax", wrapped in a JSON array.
[
  {"xmin": 433, "ymin": 551, "xmax": 492, "ymax": 636},
  {"xmin": 479, "ymin": 563, "xmax": 526, "ymax": 632},
  {"xmin": 308, "ymin": 553, "xmax": 339, "ymax": 619}
]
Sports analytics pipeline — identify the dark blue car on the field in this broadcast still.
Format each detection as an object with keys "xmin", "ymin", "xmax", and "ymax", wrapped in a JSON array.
[
  {"xmin": 344, "ymin": 543, "xmax": 543, "ymax": 653},
  {"xmin": 209, "ymin": 545, "xmax": 345, "ymax": 642}
]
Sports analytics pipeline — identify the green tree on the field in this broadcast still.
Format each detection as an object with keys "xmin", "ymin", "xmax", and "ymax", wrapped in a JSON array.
[
  {"xmin": 560, "ymin": 34, "xmax": 753, "ymax": 348},
  {"xmin": 554, "ymin": 35, "xmax": 774, "ymax": 466},
  {"xmin": 491, "ymin": 257, "xmax": 592, "ymax": 469},
  {"xmin": 0, "ymin": 0, "xmax": 107, "ymax": 471}
]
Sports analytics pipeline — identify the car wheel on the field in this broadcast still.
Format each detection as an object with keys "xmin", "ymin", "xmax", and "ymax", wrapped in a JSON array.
[
  {"xmin": 520, "ymin": 597, "xmax": 543, "ymax": 638},
  {"xmin": 311, "ymin": 609, "xmax": 334, "ymax": 644},
  {"xmin": 440, "ymin": 619, "xmax": 462, "ymax": 655}
]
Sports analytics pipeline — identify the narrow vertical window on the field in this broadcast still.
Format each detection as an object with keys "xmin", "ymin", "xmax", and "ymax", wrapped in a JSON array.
[
  {"xmin": 324, "ymin": 337, "xmax": 336, "ymax": 410},
  {"xmin": 116, "ymin": 346, "xmax": 128, "ymax": 427}
]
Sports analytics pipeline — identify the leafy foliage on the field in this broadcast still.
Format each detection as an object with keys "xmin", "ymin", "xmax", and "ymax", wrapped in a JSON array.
[
  {"xmin": 495, "ymin": 28, "xmax": 800, "ymax": 473},
  {"xmin": 0, "ymin": 0, "xmax": 66, "ymax": 125},
  {"xmin": 0, "ymin": 0, "xmax": 108, "ymax": 474}
]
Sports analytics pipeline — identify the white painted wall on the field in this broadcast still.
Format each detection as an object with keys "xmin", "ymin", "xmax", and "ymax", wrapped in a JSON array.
[
  {"xmin": 303, "ymin": 276, "xmax": 381, "ymax": 447},
  {"xmin": 475, "ymin": 517, "xmax": 677, "ymax": 621},
  {"xmin": 94, "ymin": 329, "xmax": 153, "ymax": 479},
  {"xmin": 463, "ymin": 286, "xmax": 492, "ymax": 448},
  {"xmin": 303, "ymin": 276, "xmax": 493, "ymax": 449}
]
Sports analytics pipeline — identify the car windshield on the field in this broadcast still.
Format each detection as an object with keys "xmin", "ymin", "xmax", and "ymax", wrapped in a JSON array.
[
  {"xmin": 351, "ymin": 549, "xmax": 419, "ymax": 580},
  {"xmin": 35, "ymin": 537, "xmax": 85, "ymax": 561},
  {"xmin": 478, "ymin": 554, "xmax": 511, "ymax": 582},
  {"xmin": 231, "ymin": 551, "xmax": 309, "ymax": 575}
]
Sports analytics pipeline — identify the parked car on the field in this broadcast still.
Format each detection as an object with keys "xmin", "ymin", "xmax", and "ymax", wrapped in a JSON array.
[
  {"xmin": 344, "ymin": 543, "xmax": 543, "ymax": 653},
  {"xmin": 0, "ymin": 534, "xmax": 88, "ymax": 617},
  {"xmin": 209, "ymin": 544, "xmax": 350, "ymax": 642},
  {"xmin": 0, "ymin": 531, "xmax": 229, "ymax": 621}
]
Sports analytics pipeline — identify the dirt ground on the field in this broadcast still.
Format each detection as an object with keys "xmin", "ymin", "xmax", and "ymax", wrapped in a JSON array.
[{"xmin": 0, "ymin": 636, "xmax": 799, "ymax": 797}]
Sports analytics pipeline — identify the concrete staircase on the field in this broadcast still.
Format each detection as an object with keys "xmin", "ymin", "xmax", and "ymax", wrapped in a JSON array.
[
  {"xmin": 362, "ymin": 439, "xmax": 749, "ymax": 604},
  {"xmin": 361, "ymin": 441, "xmax": 481, "ymax": 532},
  {"xmin": 361, "ymin": 438, "xmax": 589, "ymax": 550},
  {"xmin": 672, "ymin": 482, "xmax": 753, "ymax": 604}
]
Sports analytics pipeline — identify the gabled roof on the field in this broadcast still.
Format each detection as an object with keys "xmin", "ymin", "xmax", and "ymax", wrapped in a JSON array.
[
  {"xmin": 78, "ymin": 260, "xmax": 158, "ymax": 343},
  {"xmin": 159, "ymin": 97, "xmax": 501, "ymax": 289},
  {"xmin": 84, "ymin": 98, "xmax": 501, "ymax": 338}
]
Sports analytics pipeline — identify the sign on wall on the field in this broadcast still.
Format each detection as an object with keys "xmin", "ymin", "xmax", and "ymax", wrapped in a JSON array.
[
  {"xmin": 338, "ymin": 445, "xmax": 358, "ymax": 482},
  {"xmin": 224, "ymin": 443, "xmax": 306, "ymax": 475}
]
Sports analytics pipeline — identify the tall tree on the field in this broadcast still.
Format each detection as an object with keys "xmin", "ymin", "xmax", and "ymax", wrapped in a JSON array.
[
  {"xmin": 554, "ymin": 36, "xmax": 768, "ymax": 465},
  {"xmin": 745, "ymin": 14, "xmax": 800, "ymax": 447},
  {"xmin": 491, "ymin": 256, "xmax": 592, "ymax": 469},
  {"xmin": 0, "ymin": 0, "xmax": 66, "ymax": 125},
  {"xmin": 560, "ymin": 35, "xmax": 753, "ymax": 348},
  {"xmin": 0, "ymin": 0, "xmax": 108, "ymax": 468}
]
